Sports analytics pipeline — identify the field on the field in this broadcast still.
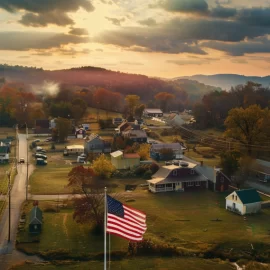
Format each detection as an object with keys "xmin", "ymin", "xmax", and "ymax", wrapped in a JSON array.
[
  {"xmin": 85, "ymin": 107, "xmax": 122, "ymax": 121},
  {"xmin": 16, "ymin": 190, "xmax": 270, "ymax": 259},
  {"xmin": 10, "ymin": 257, "xmax": 237, "ymax": 270}
]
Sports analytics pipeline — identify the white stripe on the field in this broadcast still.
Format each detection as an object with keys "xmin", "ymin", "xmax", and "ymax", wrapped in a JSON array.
[
  {"xmin": 124, "ymin": 209, "xmax": 146, "ymax": 224},
  {"xmin": 124, "ymin": 213, "xmax": 147, "ymax": 228},
  {"xmin": 107, "ymin": 228, "xmax": 143, "ymax": 241},
  {"xmin": 107, "ymin": 216, "xmax": 145, "ymax": 234},
  {"xmin": 107, "ymin": 213, "xmax": 147, "ymax": 230},
  {"xmin": 124, "ymin": 205, "xmax": 146, "ymax": 219},
  {"xmin": 107, "ymin": 223, "xmax": 142, "ymax": 237}
]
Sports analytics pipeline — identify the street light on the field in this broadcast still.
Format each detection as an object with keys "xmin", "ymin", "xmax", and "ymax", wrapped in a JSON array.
[
  {"xmin": 6, "ymin": 171, "xmax": 11, "ymax": 242},
  {"xmin": 25, "ymin": 122, "xmax": 29, "ymax": 201}
]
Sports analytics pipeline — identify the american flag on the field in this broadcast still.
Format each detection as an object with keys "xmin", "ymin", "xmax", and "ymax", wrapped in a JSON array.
[{"xmin": 106, "ymin": 195, "xmax": 147, "ymax": 241}]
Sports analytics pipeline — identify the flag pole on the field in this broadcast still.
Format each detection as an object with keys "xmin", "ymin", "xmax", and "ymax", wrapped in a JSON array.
[
  {"xmin": 109, "ymin": 232, "xmax": 111, "ymax": 270},
  {"xmin": 104, "ymin": 187, "xmax": 107, "ymax": 270}
]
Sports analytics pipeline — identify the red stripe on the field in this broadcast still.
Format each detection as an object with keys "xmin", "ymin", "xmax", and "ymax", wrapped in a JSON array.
[
  {"xmin": 124, "ymin": 208, "xmax": 146, "ymax": 223},
  {"xmin": 107, "ymin": 226, "xmax": 143, "ymax": 240},
  {"xmin": 107, "ymin": 214, "xmax": 146, "ymax": 231},
  {"xmin": 107, "ymin": 231, "xmax": 143, "ymax": 242},
  {"xmin": 124, "ymin": 213, "xmax": 146, "ymax": 227},
  {"xmin": 123, "ymin": 204, "xmax": 146, "ymax": 217},
  {"xmin": 107, "ymin": 219, "xmax": 145, "ymax": 234},
  {"xmin": 107, "ymin": 224, "xmax": 142, "ymax": 237}
]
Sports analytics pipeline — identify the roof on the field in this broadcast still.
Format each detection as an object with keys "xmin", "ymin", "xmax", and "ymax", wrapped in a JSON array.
[
  {"xmin": 123, "ymin": 129, "xmax": 147, "ymax": 138},
  {"xmin": 148, "ymin": 173, "xmax": 207, "ymax": 184},
  {"xmin": 123, "ymin": 153, "xmax": 140, "ymax": 159},
  {"xmin": 85, "ymin": 133, "xmax": 101, "ymax": 142},
  {"xmin": 66, "ymin": 145, "xmax": 84, "ymax": 150},
  {"xmin": 251, "ymin": 159, "xmax": 270, "ymax": 175},
  {"xmin": 151, "ymin": 143, "xmax": 182, "ymax": 151},
  {"xmin": 29, "ymin": 206, "xmax": 43, "ymax": 225},
  {"xmin": 144, "ymin": 108, "xmax": 163, "ymax": 114},
  {"xmin": 227, "ymin": 189, "xmax": 261, "ymax": 204},
  {"xmin": 195, "ymin": 165, "xmax": 215, "ymax": 181},
  {"xmin": 0, "ymin": 146, "xmax": 9, "ymax": 154},
  {"xmin": 110, "ymin": 150, "xmax": 123, "ymax": 158},
  {"xmin": 118, "ymin": 121, "xmax": 130, "ymax": 129}
]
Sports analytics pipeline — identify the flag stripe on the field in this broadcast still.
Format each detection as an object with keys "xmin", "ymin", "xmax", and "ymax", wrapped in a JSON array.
[
  {"xmin": 124, "ymin": 208, "xmax": 146, "ymax": 224},
  {"xmin": 107, "ymin": 223, "xmax": 143, "ymax": 237},
  {"xmin": 107, "ymin": 230, "xmax": 143, "ymax": 242},
  {"xmin": 123, "ymin": 205, "xmax": 146, "ymax": 218},
  {"xmin": 124, "ymin": 213, "xmax": 146, "ymax": 227},
  {"xmin": 107, "ymin": 214, "xmax": 146, "ymax": 233}
]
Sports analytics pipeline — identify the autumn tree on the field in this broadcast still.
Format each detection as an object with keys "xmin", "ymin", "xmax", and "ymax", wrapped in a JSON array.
[
  {"xmin": 55, "ymin": 117, "xmax": 71, "ymax": 142},
  {"xmin": 136, "ymin": 143, "xmax": 150, "ymax": 160},
  {"xmin": 225, "ymin": 105, "xmax": 270, "ymax": 155},
  {"xmin": 71, "ymin": 98, "xmax": 87, "ymax": 123},
  {"xmin": 220, "ymin": 151, "xmax": 240, "ymax": 178},
  {"xmin": 154, "ymin": 92, "xmax": 175, "ymax": 112},
  {"xmin": 134, "ymin": 104, "xmax": 145, "ymax": 119},
  {"xmin": 92, "ymin": 154, "xmax": 115, "ymax": 179},
  {"xmin": 125, "ymin": 95, "xmax": 140, "ymax": 118},
  {"xmin": 68, "ymin": 166, "xmax": 104, "ymax": 227},
  {"xmin": 49, "ymin": 102, "xmax": 72, "ymax": 118}
]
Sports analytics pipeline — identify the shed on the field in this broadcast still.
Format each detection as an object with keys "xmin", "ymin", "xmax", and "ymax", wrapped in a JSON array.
[
  {"xmin": 29, "ymin": 206, "xmax": 43, "ymax": 233},
  {"xmin": 226, "ymin": 189, "xmax": 261, "ymax": 215},
  {"xmin": 110, "ymin": 150, "xmax": 140, "ymax": 169}
]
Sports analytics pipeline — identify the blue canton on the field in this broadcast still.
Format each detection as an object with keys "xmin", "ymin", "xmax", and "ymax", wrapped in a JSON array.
[{"xmin": 107, "ymin": 195, "xmax": 124, "ymax": 218}]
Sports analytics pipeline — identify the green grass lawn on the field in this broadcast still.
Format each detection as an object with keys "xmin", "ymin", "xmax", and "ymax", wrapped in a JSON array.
[
  {"xmin": 10, "ymin": 257, "xmax": 236, "ymax": 270},
  {"xmin": 30, "ymin": 165, "xmax": 73, "ymax": 194},
  {"xmin": 0, "ymin": 164, "xmax": 17, "ymax": 194},
  {"xmin": 16, "ymin": 190, "xmax": 270, "ymax": 257},
  {"xmin": 86, "ymin": 107, "xmax": 122, "ymax": 121}
]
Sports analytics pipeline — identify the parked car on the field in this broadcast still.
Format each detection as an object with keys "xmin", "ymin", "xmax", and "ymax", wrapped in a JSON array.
[
  {"xmin": 36, "ymin": 149, "xmax": 46, "ymax": 154},
  {"xmin": 44, "ymin": 137, "xmax": 52, "ymax": 142},
  {"xmin": 80, "ymin": 153, "xmax": 87, "ymax": 158},
  {"xmin": 36, "ymin": 158, "xmax": 47, "ymax": 165},
  {"xmin": 33, "ymin": 139, "xmax": 40, "ymax": 143},
  {"xmin": 19, "ymin": 158, "xmax": 25, "ymax": 164},
  {"xmin": 165, "ymin": 161, "xmax": 173, "ymax": 165},
  {"xmin": 35, "ymin": 153, "xmax": 47, "ymax": 160}
]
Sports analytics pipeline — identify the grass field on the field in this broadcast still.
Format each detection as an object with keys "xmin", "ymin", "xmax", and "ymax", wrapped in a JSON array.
[
  {"xmin": 17, "ymin": 190, "xmax": 270, "ymax": 258},
  {"xmin": 85, "ymin": 107, "xmax": 122, "ymax": 121},
  {"xmin": 10, "ymin": 257, "xmax": 237, "ymax": 270},
  {"xmin": 0, "ymin": 164, "xmax": 17, "ymax": 194}
]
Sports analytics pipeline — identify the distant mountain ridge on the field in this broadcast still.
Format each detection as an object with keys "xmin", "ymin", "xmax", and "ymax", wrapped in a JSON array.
[{"xmin": 174, "ymin": 74, "xmax": 270, "ymax": 90}]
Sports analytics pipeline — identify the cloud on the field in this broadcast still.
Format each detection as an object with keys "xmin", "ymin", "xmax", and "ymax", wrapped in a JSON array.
[
  {"xmin": 167, "ymin": 58, "xmax": 213, "ymax": 65},
  {"xmin": 138, "ymin": 18, "xmax": 157, "ymax": 26},
  {"xmin": 236, "ymin": 8, "xmax": 270, "ymax": 27},
  {"xmin": 0, "ymin": 31, "xmax": 89, "ymax": 51},
  {"xmin": 96, "ymin": 48, "xmax": 104, "ymax": 52},
  {"xmin": 120, "ymin": 61, "xmax": 144, "ymax": 66},
  {"xmin": 32, "ymin": 47, "xmax": 91, "ymax": 56},
  {"xmin": 210, "ymin": 6, "xmax": 237, "ymax": 18},
  {"xmin": 68, "ymin": 27, "xmax": 89, "ymax": 36},
  {"xmin": 105, "ymin": 17, "xmax": 125, "ymax": 26},
  {"xmin": 159, "ymin": 0, "xmax": 208, "ymax": 13},
  {"xmin": 0, "ymin": 0, "xmax": 94, "ymax": 26},
  {"xmin": 202, "ymin": 38, "xmax": 270, "ymax": 56},
  {"xmin": 94, "ymin": 17, "xmax": 270, "ymax": 55},
  {"xmin": 19, "ymin": 11, "xmax": 74, "ymax": 27}
]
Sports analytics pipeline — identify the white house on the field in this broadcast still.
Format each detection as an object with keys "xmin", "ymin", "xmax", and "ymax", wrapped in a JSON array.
[
  {"xmin": 143, "ymin": 108, "xmax": 163, "ymax": 118},
  {"xmin": 226, "ymin": 189, "xmax": 261, "ymax": 215}
]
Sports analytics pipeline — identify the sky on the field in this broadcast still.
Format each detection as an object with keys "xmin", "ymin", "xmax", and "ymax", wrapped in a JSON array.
[{"xmin": 1, "ymin": 0, "xmax": 270, "ymax": 78}]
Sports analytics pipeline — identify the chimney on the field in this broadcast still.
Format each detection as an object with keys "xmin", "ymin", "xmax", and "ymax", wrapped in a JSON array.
[{"xmin": 200, "ymin": 161, "xmax": 204, "ymax": 166}]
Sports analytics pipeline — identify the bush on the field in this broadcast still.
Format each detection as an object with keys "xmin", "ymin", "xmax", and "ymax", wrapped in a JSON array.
[
  {"xmin": 31, "ymin": 141, "xmax": 37, "ymax": 148},
  {"xmin": 134, "ymin": 166, "xmax": 147, "ymax": 176},
  {"xmin": 150, "ymin": 163, "xmax": 159, "ymax": 174},
  {"xmin": 143, "ymin": 170, "xmax": 152, "ymax": 180}
]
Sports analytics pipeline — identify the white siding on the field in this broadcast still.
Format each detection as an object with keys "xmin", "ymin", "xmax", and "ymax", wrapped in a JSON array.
[
  {"xmin": 226, "ymin": 199, "xmax": 244, "ymax": 215},
  {"xmin": 245, "ymin": 202, "xmax": 261, "ymax": 214}
]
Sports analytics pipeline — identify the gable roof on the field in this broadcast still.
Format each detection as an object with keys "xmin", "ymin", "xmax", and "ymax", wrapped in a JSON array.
[
  {"xmin": 86, "ymin": 133, "xmax": 101, "ymax": 142},
  {"xmin": 227, "ymin": 189, "xmax": 261, "ymax": 204},
  {"xmin": 123, "ymin": 129, "xmax": 147, "ymax": 138},
  {"xmin": 124, "ymin": 153, "xmax": 140, "ymax": 159},
  {"xmin": 110, "ymin": 150, "xmax": 123, "ymax": 158},
  {"xmin": 29, "ymin": 206, "xmax": 43, "ymax": 225}
]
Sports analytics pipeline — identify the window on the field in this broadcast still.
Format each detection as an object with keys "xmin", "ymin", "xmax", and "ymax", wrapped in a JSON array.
[
  {"xmin": 195, "ymin": 181, "xmax": 200, "ymax": 186},
  {"xmin": 172, "ymin": 170, "xmax": 177, "ymax": 176},
  {"xmin": 235, "ymin": 196, "xmax": 237, "ymax": 201},
  {"xmin": 190, "ymin": 169, "xmax": 195, "ymax": 175},
  {"xmin": 187, "ymin": 182, "xmax": 194, "ymax": 187},
  {"xmin": 232, "ymin": 195, "xmax": 234, "ymax": 200}
]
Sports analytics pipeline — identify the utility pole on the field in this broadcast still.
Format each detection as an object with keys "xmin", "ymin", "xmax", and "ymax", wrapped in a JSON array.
[
  {"xmin": 26, "ymin": 123, "xmax": 29, "ymax": 201},
  {"xmin": 6, "ymin": 171, "xmax": 11, "ymax": 242}
]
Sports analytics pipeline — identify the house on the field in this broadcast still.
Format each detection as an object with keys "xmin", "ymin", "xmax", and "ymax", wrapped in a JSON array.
[
  {"xmin": 143, "ymin": 108, "xmax": 163, "ymax": 118},
  {"xmin": 110, "ymin": 151, "xmax": 140, "ymax": 169},
  {"xmin": 0, "ymin": 145, "xmax": 9, "ymax": 163},
  {"xmin": 226, "ymin": 189, "xmax": 261, "ymax": 215},
  {"xmin": 167, "ymin": 114, "xmax": 185, "ymax": 127},
  {"xmin": 148, "ymin": 161, "xmax": 208, "ymax": 193},
  {"xmin": 84, "ymin": 133, "xmax": 111, "ymax": 154},
  {"xmin": 64, "ymin": 145, "xmax": 84, "ymax": 156},
  {"xmin": 196, "ymin": 162, "xmax": 231, "ymax": 192},
  {"xmin": 117, "ymin": 121, "xmax": 131, "ymax": 134},
  {"xmin": 150, "ymin": 143, "xmax": 183, "ymax": 161},
  {"xmin": 29, "ymin": 206, "xmax": 43, "ymax": 233},
  {"xmin": 250, "ymin": 159, "xmax": 270, "ymax": 183},
  {"xmin": 122, "ymin": 129, "xmax": 147, "ymax": 143},
  {"xmin": 113, "ymin": 118, "xmax": 123, "ymax": 126},
  {"xmin": 35, "ymin": 119, "xmax": 50, "ymax": 134}
]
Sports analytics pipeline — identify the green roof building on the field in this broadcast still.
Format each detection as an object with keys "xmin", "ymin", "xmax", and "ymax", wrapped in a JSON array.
[
  {"xmin": 226, "ymin": 189, "xmax": 261, "ymax": 215},
  {"xmin": 29, "ymin": 206, "xmax": 43, "ymax": 233}
]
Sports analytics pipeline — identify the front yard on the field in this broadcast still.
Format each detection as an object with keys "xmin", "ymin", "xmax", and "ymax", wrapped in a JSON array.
[{"xmin": 16, "ymin": 190, "xmax": 270, "ymax": 259}]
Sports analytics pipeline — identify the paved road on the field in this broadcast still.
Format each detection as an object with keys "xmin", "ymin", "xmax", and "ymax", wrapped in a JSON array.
[
  {"xmin": 246, "ymin": 180, "xmax": 270, "ymax": 195},
  {"xmin": 0, "ymin": 134, "xmax": 42, "ymax": 269}
]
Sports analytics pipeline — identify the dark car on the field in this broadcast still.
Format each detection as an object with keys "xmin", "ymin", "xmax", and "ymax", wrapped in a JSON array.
[{"xmin": 35, "ymin": 154, "xmax": 47, "ymax": 160}]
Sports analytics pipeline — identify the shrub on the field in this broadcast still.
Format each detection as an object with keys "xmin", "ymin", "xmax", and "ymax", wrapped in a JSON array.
[
  {"xmin": 150, "ymin": 163, "xmax": 159, "ymax": 174},
  {"xmin": 143, "ymin": 170, "xmax": 152, "ymax": 180},
  {"xmin": 134, "ymin": 166, "xmax": 147, "ymax": 176},
  {"xmin": 31, "ymin": 141, "xmax": 37, "ymax": 148}
]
